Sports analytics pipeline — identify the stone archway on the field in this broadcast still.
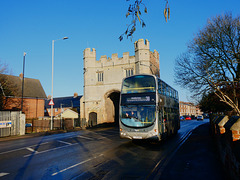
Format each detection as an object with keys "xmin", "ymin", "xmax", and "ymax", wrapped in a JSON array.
[
  {"xmin": 105, "ymin": 90, "xmax": 120, "ymax": 126},
  {"xmin": 89, "ymin": 112, "xmax": 97, "ymax": 127}
]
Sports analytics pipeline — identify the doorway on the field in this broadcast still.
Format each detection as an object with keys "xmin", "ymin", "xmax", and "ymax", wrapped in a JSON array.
[
  {"xmin": 89, "ymin": 112, "xmax": 97, "ymax": 127},
  {"xmin": 106, "ymin": 91, "xmax": 120, "ymax": 126}
]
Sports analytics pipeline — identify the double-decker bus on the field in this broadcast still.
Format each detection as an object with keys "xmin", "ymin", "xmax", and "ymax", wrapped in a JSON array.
[{"xmin": 119, "ymin": 74, "xmax": 180, "ymax": 141}]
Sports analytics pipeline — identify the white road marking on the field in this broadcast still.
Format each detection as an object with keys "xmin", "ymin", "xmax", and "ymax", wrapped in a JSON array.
[
  {"xmin": 26, "ymin": 147, "xmax": 38, "ymax": 153},
  {"xmin": 0, "ymin": 142, "xmax": 49, "ymax": 155},
  {"xmin": 51, "ymin": 154, "xmax": 104, "ymax": 176},
  {"xmin": 0, "ymin": 172, "xmax": 9, "ymax": 177},
  {"xmin": 78, "ymin": 135, "xmax": 93, "ymax": 140},
  {"xmin": 24, "ymin": 143, "xmax": 79, "ymax": 158},
  {"xmin": 58, "ymin": 140, "xmax": 72, "ymax": 145}
]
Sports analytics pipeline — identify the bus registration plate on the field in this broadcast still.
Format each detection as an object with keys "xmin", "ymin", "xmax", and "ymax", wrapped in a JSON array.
[{"xmin": 133, "ymin": 136, "xmax": 142, "ymax": 139}]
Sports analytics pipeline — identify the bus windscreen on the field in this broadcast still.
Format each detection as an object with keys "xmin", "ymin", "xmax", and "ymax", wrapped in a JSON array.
[
  {"xmin": 122, "ymin": 75, "xmax": 156, "ymax": 94},
  {"xmin": 120, "ymin": 105, "xmax": 156, "ymax": 127}
]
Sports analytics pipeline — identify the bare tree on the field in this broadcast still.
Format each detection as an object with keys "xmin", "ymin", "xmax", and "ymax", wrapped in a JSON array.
[
  {"xmin": 120, "ymin": 0, "xmax": 170, "ymax": 41},
  {"xmin": 0, "ymin": 62, "xmax": 9, "ymax": 109},
  {"xmin": 175, "ymin": 13, "xmax": 240, "ymax": 115},
  {"xmin": 0, "ymin": 62, "xmax": 21, "ymax": 110}
]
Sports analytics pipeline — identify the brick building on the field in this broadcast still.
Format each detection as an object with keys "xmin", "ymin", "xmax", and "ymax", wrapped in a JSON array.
[{"xmin": 0, "ymin": 74, "xmax": 46, "ymax": 119}]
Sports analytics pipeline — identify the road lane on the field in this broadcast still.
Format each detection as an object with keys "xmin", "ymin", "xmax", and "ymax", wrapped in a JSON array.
[
  {"xmin": 51, "ymin": 154, "xmax": 104, "ymax": 176},
  {"xmin": 0, "ymin": 120, "xmax": 207, "ymax": 180},
  {"xmin": 0, "ymin": 142, "xmax": 49, "ymax": 155}
]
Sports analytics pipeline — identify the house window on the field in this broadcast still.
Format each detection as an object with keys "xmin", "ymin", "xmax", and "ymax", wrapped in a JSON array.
[
  {"xmin": 126, "ymin": 69, "xmax": 133, "ymax": 77},
  {"xmin": 55, "ymin": 108, "xmax": 58, "ymax": 112},
  {"xmin": 97, "ymin": 72, "xmax": 103, "ymax": 82}
]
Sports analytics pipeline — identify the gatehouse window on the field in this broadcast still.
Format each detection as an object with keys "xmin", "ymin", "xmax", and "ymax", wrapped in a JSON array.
[
  {"xmin": 97, "ymin": 72, "xmax": 104, "ymax": 82},
  {"xmin": 125, "ymin": 69, "xmax": 133, "ymax": 77}
]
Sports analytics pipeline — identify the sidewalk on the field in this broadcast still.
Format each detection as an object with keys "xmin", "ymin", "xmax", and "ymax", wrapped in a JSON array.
[
  {"xmin": 0, "ymin": 123, "xmax": 117, "ymax": 142},
  {"xmin": 160, "ymin": 123, "xmax": 228, "ymax": 180},
  {"xmin": 0, "ymin": 128, "xmax": 82, "ymax": 142},
  {"xmin": 0, "ymin": 123, "xmax": 116, "ymax": 142}
]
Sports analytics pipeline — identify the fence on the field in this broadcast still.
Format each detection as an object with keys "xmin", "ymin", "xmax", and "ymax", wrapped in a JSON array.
[
  {"xmin": 0, "ymin": 112, "xmax": 87, "ymax": 136},
  {"xmin": 25, "ymin": 118, "xmax": 87, "ymax": 133},
  {"xmin": 0, "ymin": 111, "xmax": 25, "ymax": 137}
]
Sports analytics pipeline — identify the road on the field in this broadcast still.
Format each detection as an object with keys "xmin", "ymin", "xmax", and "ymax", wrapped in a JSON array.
[{"xmin": 0, "ymin": 119, "xmax": 208, "ymax": 180}]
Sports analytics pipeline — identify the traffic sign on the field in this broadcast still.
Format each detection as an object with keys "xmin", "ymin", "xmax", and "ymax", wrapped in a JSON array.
[{"xmin": 49, "ymin": 99, "xmax": 54, "ymax": 106}]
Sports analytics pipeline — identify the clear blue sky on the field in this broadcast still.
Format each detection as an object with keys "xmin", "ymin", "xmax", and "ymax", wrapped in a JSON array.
[{"xmin": 0, "ymin": 0, "xmax": 239, "ymax": 102}]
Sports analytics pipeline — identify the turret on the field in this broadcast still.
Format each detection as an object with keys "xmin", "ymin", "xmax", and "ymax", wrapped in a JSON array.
[
  {"xmin": 83, "ymin": 48, "xmax": 96, "ymax": 68},
  {"xmin": 83, "ymin": 48, "xmax": 97, "ymax": 89},
  {"xmin": 83, "ymin": 48, "xmax": 96, "ymax": 58},
  {"xmin": 134, "ymin": 39, "xmax": 150, "ymax": 52},
  {"xmin": 134, "ymin": 39, "xmax": 151, "ymax": 74}
]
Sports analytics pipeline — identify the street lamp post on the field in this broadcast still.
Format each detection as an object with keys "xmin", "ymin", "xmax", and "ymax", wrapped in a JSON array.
[
  {"xmin": 21, "ymin": 52, "xmax": 26, "ymax": 112},
  {"xmin": 51, "ymin": 37, "xmax": 68, "ymax": 130}
]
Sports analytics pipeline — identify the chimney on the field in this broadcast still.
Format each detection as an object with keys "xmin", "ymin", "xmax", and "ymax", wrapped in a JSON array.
[
  {"xmin": 19, "ymin": 73, "xmax": 23, "ymax": 79},
  {"xmin": 47, "ymin": 95, "xmax": 52, "ymax": 100},
  {"xmin": 73, "ymin": 92, "xmax": 78, "ymax": 98}
]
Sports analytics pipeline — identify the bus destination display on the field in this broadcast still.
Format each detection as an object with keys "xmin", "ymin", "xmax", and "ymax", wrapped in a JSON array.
[{"xmin": 121, "ymin": 93, "xmax": 156, "ymax": 105}]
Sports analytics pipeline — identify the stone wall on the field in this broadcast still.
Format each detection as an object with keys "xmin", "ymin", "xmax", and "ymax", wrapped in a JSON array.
[{"xmin": 211, "ymin": 115, "xmax": 240, "ymax": 180}]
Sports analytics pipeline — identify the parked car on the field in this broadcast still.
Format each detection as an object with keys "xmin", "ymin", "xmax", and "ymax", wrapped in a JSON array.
[
  {"xmin": 185, "ymin": 116, "xmax": 191, "ymax": 120},
  {"xmin": 197, "ymin": 115, "xmax": 204, "ymax": 121},
  {"xmin": 180, "ymin": 116, "xmax": 185, "ymax": 121}
]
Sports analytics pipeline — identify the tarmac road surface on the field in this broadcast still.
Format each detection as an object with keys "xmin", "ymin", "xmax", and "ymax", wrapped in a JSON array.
[{"xmin": 0, "ymin": 119, "xmax": 226, "ymax": 180}]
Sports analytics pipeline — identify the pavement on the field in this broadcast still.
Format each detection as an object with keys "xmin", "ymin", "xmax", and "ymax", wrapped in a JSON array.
[
  {"xmin": 0, "ymin": 122, "xmax": 229, "ymax": 180},
  {"xmin": 160, "ymin": 122, "xmax": 229, "ymax": 180},
  {"xmin": 0, "ymin": 128, "xmax": 82, "ymax": 142},
  {"xmin": 0, "ymin": 122, "xmax": 115, "ymax": 142}
]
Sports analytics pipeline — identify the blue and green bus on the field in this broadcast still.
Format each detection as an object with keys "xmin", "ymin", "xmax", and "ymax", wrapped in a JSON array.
[{"xmin": 119, "ymin": 74, "xmax": 180, "ymax": 141}]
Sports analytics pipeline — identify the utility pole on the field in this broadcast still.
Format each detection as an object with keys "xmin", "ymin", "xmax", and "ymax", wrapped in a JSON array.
[
  {"xmin": 21, "ymin": 52, "xmax": 26, "ymax": 112},
  {"xmin": 51, "ymin": 37, "xmax": 68, "ymax": 130}
]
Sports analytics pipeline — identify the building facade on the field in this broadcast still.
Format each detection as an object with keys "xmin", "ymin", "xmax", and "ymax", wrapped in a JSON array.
[
  {"xmin": 45, "ymin": 94, "xmax": 82, "ymax": 118},
  {"xmin": 1, "ymin": 74, "xmax": 46, "ymax": 119},
  {"xmin": 80, "ymin": 39, "xmax": 160, "ymax": 126},
  {"xmin": 179, "ymin": 101, "xmax": 203, "ymax": 117}
]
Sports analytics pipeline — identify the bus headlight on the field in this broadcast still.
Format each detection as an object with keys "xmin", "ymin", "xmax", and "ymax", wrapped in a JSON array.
[{"xmin": 120, "ymin": 132, "xmax": 126, "ymax": 136}]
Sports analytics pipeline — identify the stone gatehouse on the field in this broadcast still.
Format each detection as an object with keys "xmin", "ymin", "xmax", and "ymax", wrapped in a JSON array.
[{"xmin": 80, "ymin": 39, "xmax": 160, "ymax": 126}]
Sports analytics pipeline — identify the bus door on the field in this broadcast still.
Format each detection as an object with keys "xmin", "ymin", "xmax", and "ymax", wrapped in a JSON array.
[
  {"xmin": 158, "ymin": 107, "xmax": 165, "ymax": 135},
  {"xmin": 163, "ymin": 107, "xmax": 168, "ymax": 134},
  {"xmin": 158, "ymin": 110, "xmax": 162, "ymax": 135}
]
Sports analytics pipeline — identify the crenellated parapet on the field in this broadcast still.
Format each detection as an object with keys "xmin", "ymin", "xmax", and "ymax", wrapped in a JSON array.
[
  {"xmin": 84, "ymin": 49, "xmax": 135, "ymax": 68},
  {"xmin": 83, "ymin": 48, "xmax": 96, "ymax": 58},
  {"xmin": 134, "ymin": 39, "xmax": 150, "ymax": 51},
  {"xmin": 83, "ymin": 39, "xmax": 155, "ymax": 69}
]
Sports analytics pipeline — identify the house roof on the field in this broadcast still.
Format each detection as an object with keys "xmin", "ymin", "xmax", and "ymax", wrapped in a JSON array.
[
  {"xmin": 45, "ymin": 96, "xmax": 82, "ymax": 109},
  {"xmin": 0, "ymin": 74, "xmax": 46, "ymax": 99},
  {"xmin": 55, "ymin": 109, "xmax": 79, "ymax": 118}
]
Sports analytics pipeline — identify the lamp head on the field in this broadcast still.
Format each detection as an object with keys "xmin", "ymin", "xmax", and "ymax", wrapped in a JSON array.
[{"xmin": 63, "ymin": 37, "xmax": 68, "ymax": 40}]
